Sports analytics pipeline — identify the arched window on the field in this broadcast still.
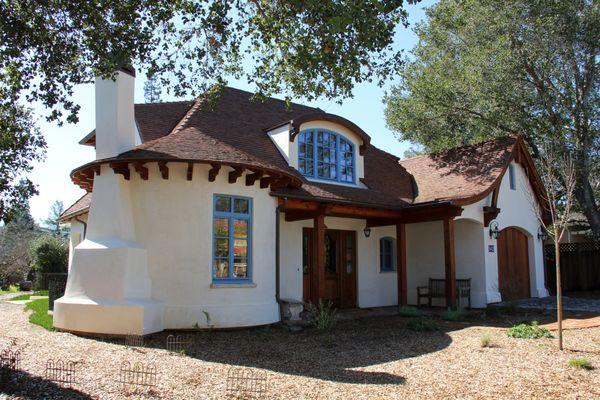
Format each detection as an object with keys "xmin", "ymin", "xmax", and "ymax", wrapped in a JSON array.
[
  {"xmin": 379, "ymin": 237, "xmax": 396, "ymax": 272},
  {"xmin": 298, "ymin": 129, "xmax": 355, "ymax": 183}
]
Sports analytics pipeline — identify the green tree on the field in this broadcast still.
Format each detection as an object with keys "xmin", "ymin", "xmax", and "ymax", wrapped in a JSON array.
[
  {"xmin": 0, "ymin": 207, "xmax": 38, "ymax": 283},
  {"xmin": 384, "ymin": 0, "xmax": 600, "ymax": 238},
  {"xmin": 44, "ymin": 200, "xmax": 67, "ymax": 237},
  {"xmin": 144, "ymin": 73, "xmax": 162, "ymax": 104},
  {"xmin": 1, "ymin": 0, "xmax": 419, "ymax": 221},
  {"xmin": 30, "ymin": 234, "xmax": 68, "ymax": 290},
  {"xmin": 0, "ymin": 102, "xmax": 46, "ymax": 223}
]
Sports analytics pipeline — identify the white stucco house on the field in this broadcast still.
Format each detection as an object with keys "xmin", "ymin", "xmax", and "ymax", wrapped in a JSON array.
[{"xmin": 55, "ymin": 67, "xmax": 550, "ymax": 335}]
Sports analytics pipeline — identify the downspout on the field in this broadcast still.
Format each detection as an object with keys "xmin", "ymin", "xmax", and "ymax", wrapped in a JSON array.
[
  {"xmin": 74, "ymin": 216, "xmax": 87, "ymax": 239},
  {"xmin": 275, "ymin": 204, "xmax": 283, "ymax": 322}
]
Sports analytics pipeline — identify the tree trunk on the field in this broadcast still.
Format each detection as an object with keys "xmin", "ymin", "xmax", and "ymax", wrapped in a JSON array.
[
  {"xmin": 573, "ymin": 168, "xmax": 600, "ymax": 239},
  {"xmin": 555, "ymin": 240, "xmax": 563, "ymax": 351}
]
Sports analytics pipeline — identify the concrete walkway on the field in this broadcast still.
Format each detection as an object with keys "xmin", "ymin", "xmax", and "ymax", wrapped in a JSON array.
[{"xmin": 494, "ymin": 296, "xmax": 600, "ymax": 313}]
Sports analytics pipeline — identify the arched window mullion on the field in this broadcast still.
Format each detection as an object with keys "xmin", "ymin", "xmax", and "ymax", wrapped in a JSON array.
[{"xmin": 297, "ymin": 129, "xmax": 355, "ymax": 184}]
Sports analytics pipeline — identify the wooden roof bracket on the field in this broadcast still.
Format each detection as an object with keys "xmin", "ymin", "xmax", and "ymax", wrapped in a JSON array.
[
  {"xmin": 483, "ymin": 187, "xmax": 501, "ymax": 227},
  {"xmin": 109, "ymin": 162, "xmax": 130, "ymax": 180}
]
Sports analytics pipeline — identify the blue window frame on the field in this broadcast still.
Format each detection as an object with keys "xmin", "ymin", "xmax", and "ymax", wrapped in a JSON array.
[
  {"xmin": 298, "ymin": 129, "xmax": 355, "ymax": 183},
  {"xmin": 212, "ymin": 195, "xmax": 252, "ymax": 283},
  {"xmin": 379, "ymin": 237, "xmax": 396, "ymax": 272}
]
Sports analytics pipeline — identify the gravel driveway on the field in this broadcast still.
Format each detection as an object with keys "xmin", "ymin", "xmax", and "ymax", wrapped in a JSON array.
[{"xmin": 1, "ymin": 301, "xmax": 599, "ymax": 399}]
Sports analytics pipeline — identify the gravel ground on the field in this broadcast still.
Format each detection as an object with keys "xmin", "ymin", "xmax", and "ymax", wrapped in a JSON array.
[{"xmin": 1, "ymin": 302, "xmax": 599, "ymax": 399}]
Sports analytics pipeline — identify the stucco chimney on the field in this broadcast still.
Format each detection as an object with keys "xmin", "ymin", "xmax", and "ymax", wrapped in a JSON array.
[{"xmin": 94, "ymin": 66, "xmax": 136, "ymax": 159}]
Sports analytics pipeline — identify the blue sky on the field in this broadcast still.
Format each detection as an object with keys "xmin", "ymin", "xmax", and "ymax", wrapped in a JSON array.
[{"xmin": 27, "ymin": 0, "xmax": 435, "ymax": 223}]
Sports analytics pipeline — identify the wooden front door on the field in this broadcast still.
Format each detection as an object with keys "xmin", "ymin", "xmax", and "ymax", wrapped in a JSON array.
[
  {"xmin": 302, "ymin": 228, "xmax": 356, "ymax": 308},
  {"xmin": 497, "ymin": 227, "xmax": 531, "ymax": 300}
]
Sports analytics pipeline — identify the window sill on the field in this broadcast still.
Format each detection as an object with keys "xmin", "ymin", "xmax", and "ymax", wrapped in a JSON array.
[
  {"xmin": 380, "ymin": 270, "xmax": 397, "ymax": 274},
  {"xmin": 210, "ymin": 282, "xmax": 257, "ymax": 289}
]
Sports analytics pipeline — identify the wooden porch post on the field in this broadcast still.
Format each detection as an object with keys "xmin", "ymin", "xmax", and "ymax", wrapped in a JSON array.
[
  {"xmin": 396, "ymin": 222, "xmax": 407, "ymax": 306},
  {"xmin": 443, "ymin": 218, "xmax": 457, "ymax": 308},
  {"xmin": 312, "ymin": 214, "xmax": 326, "ymax": 304}
]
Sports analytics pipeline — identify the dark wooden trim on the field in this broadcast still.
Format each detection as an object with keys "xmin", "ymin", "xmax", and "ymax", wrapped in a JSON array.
[
  {"xmin": 186, "ymin": 162, "xmax": 193, "ymax": 181},
  {"xmin": 208, "ymin": 163, "xmax": 221, "ymax": 182},
  {"xmin": 109, "ymin": 162, "xmax": 130, "ymax": 180},
  {"xmin": 228, "ymin": 167, "xmax": 244, "ymax": 184},
  {"xmin": 133, "ymin": 162, "xmax": 148, "ymax": 180},
  {"xmin": 245, "ymin": 171, "xmax": 263, "ymax": 186},
  {"xmin": 312, "ymin": 214, "xmax": 326, "ymax": 304},
  {"xmin": 93, "ymin": 165, "xmax": 101, "ymax": 176},
  {"xmin": 483, "ymin": 206, "xmax": 501, "ymax": 227},
  {"xmin": 158, "ymin": 161, "xmax": 169, "ymax": 179},
  {"xmin": 270, "ymin": 177, "xmax": 291, "ymax": 190},
  {"xmin": 396, "ymin": 223, "xmax": 407, "ymax": 306},
  {"xmin": 260, "ymin": 175, "xmax": 278, "ymax": 189},
  {"xmin": 443, "ymin": 218, "xmax": 457, "ymax": 308},
  {"xmin": 279, "ymin": 198, "xmax": 462, "ymax": 223}
]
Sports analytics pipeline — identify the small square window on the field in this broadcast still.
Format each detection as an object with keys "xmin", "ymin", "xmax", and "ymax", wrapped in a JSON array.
[
  {"xmin": 234, "ymin": 198, "xmax": 249, "ymax": 214},
  {"xmin": 215, "ymin": 196, "xmax": 231, "ymax": 212}
]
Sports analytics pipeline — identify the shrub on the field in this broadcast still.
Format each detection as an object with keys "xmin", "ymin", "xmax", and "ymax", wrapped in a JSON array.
[
  {"xmin": 30, "ymin": 234, "xmax": 68, "ymax": 289},
  {"xmin": 398, "ymin": 306, "xmax": 422, "ymax": 317},
  {"xmin": 480, "ymin": 334, "xmax": 492, "ymax": 348},
  {"xmin": 568, "ymin": 358, "xmax": 593, "ymax": 370},
  {"xmin": 442, "ymin": 309, "xmax": 466, "ymax": 321},
  {"xmin": 406, "ymin": 317, "xmax": 438, "ymax": 332},
  {"xmin": 507, "ymin": 321, "xmax": 552, "ymax": 339},
  {"xmin": 307, "ymin": 300, "xmax": 337, "ymax": 332}
]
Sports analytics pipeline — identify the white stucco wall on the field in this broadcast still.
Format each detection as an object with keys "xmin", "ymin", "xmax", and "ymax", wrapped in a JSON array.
[
  {"xmin": 484, "ymin": 161, "xmax": 549, "ymax": 301},
  {"xmin": 129, "ymin": 163, "xmax": 279, "ymax": 329},
  {"xmin": 67, "ymin": 214, "xmax": 87, "ymax": 270}
]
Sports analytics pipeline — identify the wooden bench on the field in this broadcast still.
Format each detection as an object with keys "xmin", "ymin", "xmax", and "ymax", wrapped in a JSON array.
[{"xmin": 417, "ymin": 278, "xmax": 471, "ymax": 308}]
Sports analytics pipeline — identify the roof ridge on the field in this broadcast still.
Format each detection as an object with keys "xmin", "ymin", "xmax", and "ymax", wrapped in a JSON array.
[
  {"xmin": 400, "ymin": 135, "xmax": 517, "ymax": 163},
  {"xmin": 135, "ymin": 100, "xmax": 195, "ymax": 106}
]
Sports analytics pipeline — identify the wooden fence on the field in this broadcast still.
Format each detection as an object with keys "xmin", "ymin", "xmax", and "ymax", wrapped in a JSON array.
[{"xmin": 544, "ymin": 241, "xmax": 600, "ymax": 294}]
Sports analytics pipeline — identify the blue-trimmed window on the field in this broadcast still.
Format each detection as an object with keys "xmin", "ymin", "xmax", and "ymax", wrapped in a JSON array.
[
  {"xmin": 213, "ymin": 195, "xmax": 252, "ymax": 283},
  {"xmin": 298, "ymin": 129, "xmax": 355, "ymax": 183},
  {"xmin": 379, "ymin": 237, "xmax": 396, "ymax": 272}
]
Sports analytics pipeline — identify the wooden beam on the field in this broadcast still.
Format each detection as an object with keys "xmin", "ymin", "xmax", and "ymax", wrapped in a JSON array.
[
  {"xmin": 158, "ymin": 161, "xmax": 169, "ymax": 179},
  {"xmin": 109, "ymin": 162, "xmax": 130, "ymax": 180},
  {"xmin": 208, "ymin": 163, "xmax": 221, "ymax": 182},
  {"xmin": 443, "ymin": 218, "xmax": 457, "ymax": 308},
  {"xmin": 228, "ymin": 167, "xmax": 244, "ymax": 183},
  {"xmin": 93, "ymin": 165, "xmax": 101, "ymax": 176},
  {"xmin": 245, "ymin": 171, "xmax": 263, "ymax": 186},
  {"xmin": 186, "ymin": 162, "xmax": 193, "ymax": 181},
  {"xmin": 260, "ymin": 175, "xmax": 278, "ymax": 189},
  {"xmin": 133, "ymin": 162, "xmax": 148, "ymax": 180},
  {"xmin": 312, "ymin": 214, "xmax": 326, "ymax": 304},
  {"xmin": 483, "ymin": 206, "xmax": 501, "ymax": 227},
  {"xmin": 396, "ymin": 223, "xmax": 407, "ymax": 306}
]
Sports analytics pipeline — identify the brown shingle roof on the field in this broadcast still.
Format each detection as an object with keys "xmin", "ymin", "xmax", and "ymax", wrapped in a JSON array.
[
  {"xmin": 399, "ymin": 136, "xmax": 518, "ymax": 205},
  {"xmin": 135, "ymin": 101, "xmax": 195, "ymax": 142},
  {"xmin": 59, "ymin": 192, "xmax": 91, "ymax": 221},
  {"xmin": 117, "ymin": 87, "xmax": 319, "ymax": 178}
]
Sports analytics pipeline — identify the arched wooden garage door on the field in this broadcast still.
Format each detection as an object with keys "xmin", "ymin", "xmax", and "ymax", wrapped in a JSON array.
[{"xmin": 497, "ymin": 227, "xmax": 531, "ymax": 300}]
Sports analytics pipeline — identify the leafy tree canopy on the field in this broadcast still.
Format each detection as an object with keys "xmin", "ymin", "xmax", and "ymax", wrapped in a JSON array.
[
  {"xmin": 385, "ymin": 0, "xmax": 600, "ymax": 237},
  {"xmin": 0, "ymin": 0, "xmax": 419, "ymax": 221}
]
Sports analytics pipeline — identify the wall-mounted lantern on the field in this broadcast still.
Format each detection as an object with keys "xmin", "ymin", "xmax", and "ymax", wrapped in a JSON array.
[
  {"xmin": 537, "ymin": 226, "xmax": 548, "ymax": 241},
  {"xmin": 489, "ymin": 220, "xmax": 500, "ymax": 239},
  {"xmin": 363, "ymin": 227, "xmax": 372, "ymax": 238}
]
